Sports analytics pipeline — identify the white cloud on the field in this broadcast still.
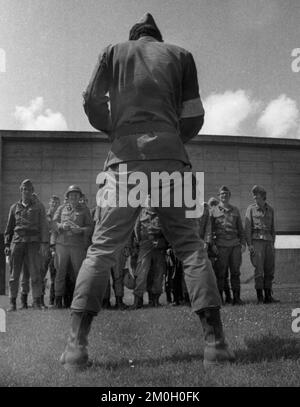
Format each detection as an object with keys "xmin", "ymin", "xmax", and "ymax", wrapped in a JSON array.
[
  {"xmin": 201, "ymin": 90, "xmax": 259, "ymax": 135},
  {"xmin": 257, "ymin": 95, "xmax": 299, "ymax": 138},
  {"xmin": 14, "ymin": 97, "xmax": 68, "ymax": 131}
]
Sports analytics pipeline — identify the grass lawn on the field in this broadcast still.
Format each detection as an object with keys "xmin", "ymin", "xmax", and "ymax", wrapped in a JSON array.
[{"xmin": 0, "ymin": 285, "xmax": 300, "ymax": 387}]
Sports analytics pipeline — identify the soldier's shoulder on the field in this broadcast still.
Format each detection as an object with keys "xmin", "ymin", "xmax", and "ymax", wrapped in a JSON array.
[{"xmin": 9, "ymin": 202, "xmax": 19, "ymax": 211}]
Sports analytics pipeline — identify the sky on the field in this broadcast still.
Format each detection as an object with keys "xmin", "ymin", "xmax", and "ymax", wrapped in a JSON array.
[{"xmin": 1, "ymin": 0, "xmax": 300, "ymax": 138}]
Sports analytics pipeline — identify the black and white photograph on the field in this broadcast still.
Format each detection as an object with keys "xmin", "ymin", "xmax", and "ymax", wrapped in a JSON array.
[{"xmin": 0, "ymin": 0, "xmax": 300, "ymax": 392}]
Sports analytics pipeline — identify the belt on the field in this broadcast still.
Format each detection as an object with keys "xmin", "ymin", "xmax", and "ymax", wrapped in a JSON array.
[{"xmin": 113, "ymin": 122, "xmax": 177, "ymax": 138}]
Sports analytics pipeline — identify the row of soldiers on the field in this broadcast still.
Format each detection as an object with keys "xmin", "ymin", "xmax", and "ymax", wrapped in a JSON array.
[{"xmin": 4, "ymin": 179, "xmax": 278, "ymax": 311}]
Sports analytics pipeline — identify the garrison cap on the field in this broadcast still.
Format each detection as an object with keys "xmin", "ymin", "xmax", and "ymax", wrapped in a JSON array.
[
  {"xmin": 218, "ymin": 185, "xmax": 231, "ymax": 195},
  {"xmin": 20, "ymin": 179, "xmax": 34, "ymax": 191},
  {"xmin": 251, "ymin": 185, "xmax": 266, "ymax": 199},
  {"xmin": 129, "ymin": 12, "xmax": 163, "ymax": 42}
]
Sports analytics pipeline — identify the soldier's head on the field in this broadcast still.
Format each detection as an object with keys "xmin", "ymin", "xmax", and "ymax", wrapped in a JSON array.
[
  {"xmin": 218, "ymin": 185, "xmax": 231, "ymax": 204},
  {"xmin": 65, "ymin": 185, "xmax": 83, "ymax": 207},
  {"xmin": 49, "ymin": 195, "xmax": 60, "ymax": 211},
  {"xmin": 251, "ymin": 185, "xmax": 266, "ymax": 207},
  {"xmin": 129, "ymin": 13, "xmax": 163, "ymax": 42},
  {"xmin": 20, "ymin": 179, "xmax": 34, "ymax": 202},
  {"xmin": 207, "ymin": 197, "xmax": 219, "ymax": 208}
]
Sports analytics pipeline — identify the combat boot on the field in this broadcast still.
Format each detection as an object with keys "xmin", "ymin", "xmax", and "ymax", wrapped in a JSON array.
[
  {"xmin": 130, "ymin": 295, "xmax": 143, "ymax": 310},
  {"xmin": 256, "ymin": 289, "xmax": 264, "ymax": 304},
  {"xmin": 232, "ymin": 289, "xmax": 244, "ymax": 306},
  {"xmin": 54, "ymin": 296, "xmax": 63, "ymax": 309},
  {"xmin": 32, "ymin": 297, "xmax": 42, "ymax": 310},
  {"xmin": 115, "ymin": 296, "xmax": 128, "ymax": 310},
  {"xmin": 197, "ymin": 308, "xmax": 235, "ymax": 369},
  {"xmin": 148, "ymin": 292, "xmax": 155, "ymax": 307},
  {"xmin": 7, "ymin": 297, "xmax": 17, "ymax": 312},
  {"xmin": 153, "ymin": 294, "xmax": 161, "ymax": 307},
  {"xmin": 102, "ymin": 298, "xmax": 112, "ymax": 309},
  {"xmin": 40, "ymin": 295, "xmax": 48, "ymax": 310},
  {"xmin": 224, "ymin": 287, "xmax": 232, "ymax": 304},
  {"xmin": 49, "ymin": 285, "xmax": 55, "ymax": 307},
  {"xmin": 264, "ymin": 289, "xmax": 280, "ymax": 304},
  {"xmin": 60, "ymin": 312, "xmax": 94, "ymax": 372},
  {"xmin": 20, "ymin": 294, "xmax": 28, "ymax": 310}
]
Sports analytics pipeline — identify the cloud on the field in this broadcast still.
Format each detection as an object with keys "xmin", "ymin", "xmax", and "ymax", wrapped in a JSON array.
[
  {"xmin": 201, "ymin": 90, "xmax": 259, "ymax": 135},
  {"xmin": 14, "ymin": 97, "xmax": 68, "ymax": 131},
  {"xmin": 257, "ymin": 95, "xmax": 299, "ymax": 138}
]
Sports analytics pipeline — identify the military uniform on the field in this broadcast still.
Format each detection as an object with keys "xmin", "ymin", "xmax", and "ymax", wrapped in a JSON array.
[
  {"xmin": 53, "ymin": 199, "xmax": 93, "ymax": 301},
  {"xmin": 211, "ymin": 195, "xmax": 245, "ymax": 304},
  {"xmin": 4, "ymin": 185, "xmax": 49, "ymax": 310},
  {"xmin": 245, "ymin": 186, "xmax": 277, "ymax": 303}
]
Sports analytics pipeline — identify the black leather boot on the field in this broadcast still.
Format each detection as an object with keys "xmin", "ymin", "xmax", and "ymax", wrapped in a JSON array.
[
  {"xmin": 148, "ymin": 292, "xmax": 155, "ymax": 307},
  {"xmin": 20, "ymin": 294, "xmax": 28, "ymax": 310},
  {"xmin": 115, "ymin": 296, "xmax": 128, "ymax": 310},
  {"xmin": 264, "ymin": 289, "xmax": 280, "ymax": 304},
  {"xmin": 60, "ymin": 312, "xmax": 94, "ymax": 371},
  {"xmin": 32, "ymin": 297, "xmax": 42, "ymax": 310},
  {"xmin": 130, "ymin": 295, "xmax": 143, "ymax": 310},
  {"xmin": 54, "ymin": 296, "xmax": 63, "ymax": 309},
  {"xmin": 153, "ymin": 294, "xmax": 161, "ymax": 307},
  {"xmin": 40, "ymin": 295, "xmax": 48, "ymax": 310},
  {"xmin": 232, "ymin": 289, "xmax": 244, "ymax": 306},
  {"xmin": 197, "ymin": 308, "xmax": 235, "ymax": 369},
  {"xmin": 224, "ymin": 287, "xmax": 232, "ymax": 304},
  {"xmin": 256, "ymin": 289, "xmax": 264, "ymax": 304},
  {"xmin": 7, "ymin": 297, "xmax": 17, "ymax": 312}
]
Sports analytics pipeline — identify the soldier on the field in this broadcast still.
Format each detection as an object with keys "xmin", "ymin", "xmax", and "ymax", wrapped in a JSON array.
[
  {"xmin": 4, "ymin": 179, "xmax": 49, "ymax": 311},
  {"xmin": 60, "ymin": 13, "xmax": 234, "ymax": 371},
  {"xmin": 52, "ymin": 185, "xmax": 93, "ymax": 308},
  {"xmin": 46, "ymin": 195, "xmax": 61, "ymax": 306},
  {"xmin": 211, "ymin": 186, "xmax": 246, "ymax": 305},
  {"xmin": 132, "ymin": 203, "xmax": 168, "ymax": 309},
  {"xmin": 245, "ymin": 185, "xmax": 279, "ymax": 304}
]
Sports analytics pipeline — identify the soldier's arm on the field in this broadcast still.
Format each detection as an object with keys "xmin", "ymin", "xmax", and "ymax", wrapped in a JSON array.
[
  {"xmin": 244, "ymin": 206, "xmax": 252, "ymax": 247},
  {"xmin": 83, "ymin": 46, "xmax": 111, "ymax": 137},
  {"xmin": 237, "ymin": 209, "xmax": 246, "ymax": 247},
  {"xmin": 179, "ymin": 52, "xmax": 205, "ymax": 143},
  {"xmin": 204, "ymin": 211, "xmax": 212, "ymax": 245},
  {"xmin": 270, "ymin": 207, "xmax": 276, "ymax": 244},
  {"xmin": 4, "ymin": 205, "xmax": 16, "ymax": 247},
  {"xmin": 81, "ymin": 208, "xmax": 94, "ymax": 235},
  {"xmin": 39, "ymin": 203, "xmax": 49, "ymax": 243},
  {"xmin": 52, "ymin": 206, "xmax": 64, "ymax": 232}
]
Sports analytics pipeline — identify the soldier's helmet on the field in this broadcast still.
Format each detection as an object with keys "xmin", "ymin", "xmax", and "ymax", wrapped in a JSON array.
[
  {"xmin": 65, "ymin": 185, "xmax": 83, "ymax": 198},
  {"xmin": 19, "ymin": 179, "xmax": 34, "ymax": 191}
]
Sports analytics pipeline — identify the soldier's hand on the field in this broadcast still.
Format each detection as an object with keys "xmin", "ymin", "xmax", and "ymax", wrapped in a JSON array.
[
  {"xmin": 62, "ymin": 222, "xmax": 71, "ymax": 231},
  {"xmin": 4, "ymin": 247, "xmax": 10, "ymax": 256},
  {"xmin": 241, "ymin": 244, "xmax": 246, "ymax": 254},
  {"xmin": 71, "ymin": 227, "xmax": 82, "ymax": 234},
  {"xmin": 40, "ymin": 243, "xmax": 49, "ymax": 258},
  {"xmin": 249, "ymin": 245, "xmax": 255, "ymax": 255}
]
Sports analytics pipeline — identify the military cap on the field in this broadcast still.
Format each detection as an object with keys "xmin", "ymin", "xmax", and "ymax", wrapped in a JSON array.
[
  {"xmin": 50, "ymin": 195, "xmax": 60, "ymax": 201},
  {"xmin": 19, "ymin": 179, "xmax": 34, "ymax": 191},
  {"xmin": 218, "ymin": 185, "xmax": 231, "ymax": 196},
  {"xmin": 251, "ymin": 185, "xmax": 266, "ymax": 199},
  {"xmin": 65, "ymin": 185, "xmax": 83, "ymax": 197}
]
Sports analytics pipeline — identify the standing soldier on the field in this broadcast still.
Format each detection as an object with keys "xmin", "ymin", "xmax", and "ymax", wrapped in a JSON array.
[
  {"xmin": 60, "ymin": 13, "xmax": 234, "ymax": 371},
  {"xmin": 211, "ymin": 186, "xmax": 246, "ymax": 305},
  {"xmin": 52, "ymin": 185, "xmax": 93, "ymax": 308},
  {"xmin": 4, "ymin": 179, "xmax": 49, "ymax": 311},
  {"xmin": 132, "ymin": 203, "xmax": 168, "ymax": 309},
  {"xmin": 46, "ymin": 195, "xmax": 61, "ymax": 306},
  {"xmin": 245, "ymin": 185, "xmax": 279, "ymax": 304}
]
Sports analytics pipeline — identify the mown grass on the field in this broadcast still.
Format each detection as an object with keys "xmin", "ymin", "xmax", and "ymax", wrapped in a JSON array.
[{"xmin": 0, "ymin": 285, "xmax": 300, "ymax": 387}]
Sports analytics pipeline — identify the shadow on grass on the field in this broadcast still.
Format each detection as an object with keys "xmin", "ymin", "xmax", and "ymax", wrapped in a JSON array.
[
  {"xmin": 236, "ymin": 333, "xmax": 300, "ymax": 363},
  {"xmin": 90, "ymin": 351, "xmax": 204, "ymax": 371}
]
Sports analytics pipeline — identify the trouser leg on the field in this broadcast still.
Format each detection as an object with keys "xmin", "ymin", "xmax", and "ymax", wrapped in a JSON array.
[
  {"xmin": 111, "ymin": 251, "xmax": 126, "ymax": 298},
  {"xmin": 20, "ymin": 263, "xmax": 30, "ymax": 295},
  {"xmin": 150, "ymin": 249, "xmax": 166, "ymax": 296},
  {"xmin": 229, "ymin": 245, "xmax": 242, "ymax": 292},
  {"xmin": 9, "ymin": 243, "xmax": 26, "ymax": 299},
  {"xmin": 263, "ymin": 241, "xmax": 275, "ymax": 289},
  {"xmin": 133, "ymin": 244, "xmax": 152, "ymax": 298},
  {"xmin": 55, "ymin": 245, "xmax": 70, "ymax": 297},
  {"xmin": 214, "ymin": 246, "xmax": 230, "ymax": 301},
  {"xmin": 251, "ymin": 241, "xmax": 265, "ymax": 290},
  {"xmin": 26, "ymin": 242, "xmax": 43, "ymax": 299}
]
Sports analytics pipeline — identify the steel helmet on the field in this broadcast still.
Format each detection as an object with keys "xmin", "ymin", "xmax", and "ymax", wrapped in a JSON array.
[{"xmin": 65, "ymin": 185, "xmax": 83, "ymax": 197}]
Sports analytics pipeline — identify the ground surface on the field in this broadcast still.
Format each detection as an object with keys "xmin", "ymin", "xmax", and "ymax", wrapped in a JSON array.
[{"xmin": 0, "ymin": 285, "xmax": 300, "ymax": 387}]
